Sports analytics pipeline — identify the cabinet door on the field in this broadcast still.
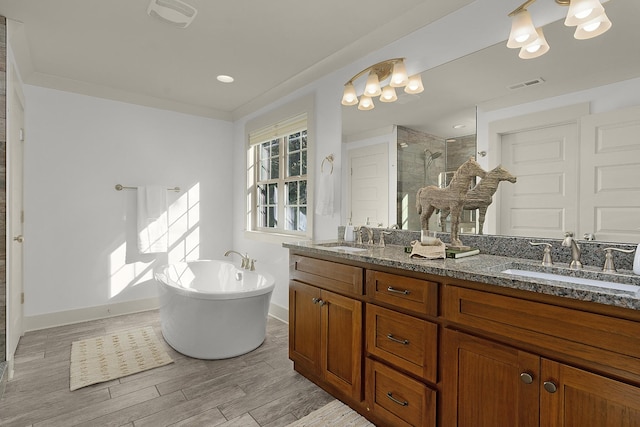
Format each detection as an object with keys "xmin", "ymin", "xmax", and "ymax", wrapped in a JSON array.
[
  {"xmin": 441, "ymin": 329, "xmax": 540, "ymax": 427},
  {"xmin": 541, "ymin": 359, "xmax": 640, "ymax": 427},
  {"xmin": 322, "ymin": 289, "xmax": 363, "ymax": 401},
  {"xmin": 289, "ymin": 280, "xmax": 321, "ymax": 375}
]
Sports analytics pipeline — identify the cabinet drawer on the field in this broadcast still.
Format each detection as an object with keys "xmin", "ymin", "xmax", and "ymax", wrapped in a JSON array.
[
  {"xmin": 366, "ymin": 358, "xmax": 436, "ymax": 427},
  {"xmin": 290, "ymin": 254, "xmax": 363, "ymax": 296},
  {"xmin": 366, "ymin": 304, "xmax": 437, "ymax": 382},
  {"xmin": 443, "ymin": 285, "xmax": 640, "ymax": 382},
  {"xmin": 366, "ymin": 270, "xmax": 438, "ymax": 316}
]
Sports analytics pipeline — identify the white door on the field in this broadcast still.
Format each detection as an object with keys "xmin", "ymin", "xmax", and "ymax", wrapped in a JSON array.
[
  {"xmin": 7, "ymin": 62, "xmax": 25, "ymax": 375},
  {"xmin": 348, "ymin": 143, "xmax": 389, "ymax": 227},
  {"xmin": 499, "ymin": 123, "xmax": 579, "ymax": 238},
  {"xmin": 579, "ymin": 105, "xmax": 640, "ymax": 243}
]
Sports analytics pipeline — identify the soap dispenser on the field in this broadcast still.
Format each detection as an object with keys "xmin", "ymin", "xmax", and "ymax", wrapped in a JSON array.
[
  {"xmin": 634, "ymin": 243, "xmax": 640, "ymax": 275},
  {"xmin": 344, "ymin": 218, "xmax": 355, "ymax": 242}
]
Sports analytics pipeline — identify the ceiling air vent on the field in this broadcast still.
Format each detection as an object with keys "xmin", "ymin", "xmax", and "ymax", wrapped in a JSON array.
[
  {"xmin": 508, "ymin": 77, "xmax": 545, "ymax": 91},
  {"xmin": 147, "ymin": 0, "xmax": 198, "ymax": 28}
]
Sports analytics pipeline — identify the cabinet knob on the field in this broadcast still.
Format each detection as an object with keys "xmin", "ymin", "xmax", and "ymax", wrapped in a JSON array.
[
  {"xmin": 520, "ymin": 372, "xmax": 534, "ymax": 384},
  {"xmin": 543, "ymin": 381, "xmax": 558, "ymax": 393},
  {"xmin": 318, "ymin": 300, "xmax": 327, "ymax": 307},
  {"xmin": 312, "ymin": 298, "xmax": 320, "ymax": 304}
]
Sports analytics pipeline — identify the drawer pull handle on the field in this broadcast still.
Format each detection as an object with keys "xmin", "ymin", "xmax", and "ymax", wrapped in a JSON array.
[
  {"xmin": 386, "ymin": 392, "xmax": 408, "ymax": 406},
  {"xmin": 387, "ymin": 334, "xmax": 409, "ymax": 345},
  {"xmin": 387, "ymin": 286, "xmax": 410, "ymax": 295}
]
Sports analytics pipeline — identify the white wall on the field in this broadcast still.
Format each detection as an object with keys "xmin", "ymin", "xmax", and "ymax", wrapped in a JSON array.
[{"xmin": 23, "ymin": 86, "xmax": 233, "ymax": 325}]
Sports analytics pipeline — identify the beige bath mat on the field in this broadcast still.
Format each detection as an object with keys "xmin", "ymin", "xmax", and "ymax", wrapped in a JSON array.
[
  {"xmin": 70, "ymin": 326, "xmax": 173, "ymax": 391},
  {"xmin": 287, "ymin": 400, "xmax": 375, "ymax": 427}
]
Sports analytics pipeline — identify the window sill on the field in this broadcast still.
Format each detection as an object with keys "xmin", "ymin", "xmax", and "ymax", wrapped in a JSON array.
[{"xmin": 244, "ymin": 230, "xmax": 311, "ymax": 245}]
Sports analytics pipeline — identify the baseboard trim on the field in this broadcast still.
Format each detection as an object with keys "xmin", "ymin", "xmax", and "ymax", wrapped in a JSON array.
[
  {"xmin": 268, "ymin": 302, "xmax": 288, "ymax": 324},
  {"xmin": 23, "ymin": 297, "xmax": 161, "ymax": 332}
]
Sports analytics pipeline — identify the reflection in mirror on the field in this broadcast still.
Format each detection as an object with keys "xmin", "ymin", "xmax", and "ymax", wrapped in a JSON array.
[{"xmin": 342, "ymin": 0, "xmax": 640, "ymax": 243}]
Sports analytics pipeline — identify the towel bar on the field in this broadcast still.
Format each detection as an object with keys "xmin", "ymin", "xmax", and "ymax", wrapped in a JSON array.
[{"xmin": 115, "ymin": 184, "xmax": 180, "ymax": 192}]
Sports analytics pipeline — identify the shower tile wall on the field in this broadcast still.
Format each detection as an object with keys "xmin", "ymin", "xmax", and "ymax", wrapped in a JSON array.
[
  {"xmin": 396, "ymin": 126, "xmax": 445, "ymax": 230},
  {"xmin": 446, "ymin": 134, "xmax": 477, "ymax": 172},
  {"xmin": 0, "ymin": 16, "xmax": 6, "ymax": 363}
]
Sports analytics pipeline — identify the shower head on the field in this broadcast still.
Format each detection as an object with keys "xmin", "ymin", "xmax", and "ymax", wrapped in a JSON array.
[{"xmin": 424, "ymin": 149, "xmax": 443, "ymax": 160}]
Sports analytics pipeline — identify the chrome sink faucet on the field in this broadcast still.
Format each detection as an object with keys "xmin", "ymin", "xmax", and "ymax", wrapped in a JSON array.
[
  {"xmin": 562, "ymin": 232, "xmax": 583, "ymax": 269},
  {"xmin": 224, "ymin": 250, "xmax": 256, "ymax": 271},
  {"xmin": 360, "ymin": 226, "xmax": 374, "ymax": 246}
]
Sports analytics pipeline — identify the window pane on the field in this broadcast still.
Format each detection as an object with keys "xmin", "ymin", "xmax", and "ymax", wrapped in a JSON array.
[
  {"xmin": 299, "ymin": 180, "xmax": 307, "ymax": 205},
  {"xmin": 301, "ymin": 130, "xmax": 307, "ymax": 149},
  {"xmin": 260, "ymin": 159, "xmax": 270, "ymax": 181},
  {"xmin": 268, "ymin": 183, "xmax": 277, "ymax": 204},
  {"xmin": 288, "ymin": 152, "xmax": 300, "ymax": 177},
  {"xmin": 301, "ymin": 150, "xmax": 307, "ymax": 175},
  {"xmin": 268, "ymin": 207, "xmax": 277, "ymax": 227},
  {"xmin": 285, "ymin": 206, "xmax": 297, "ymax": 231},
  {"xmin": 299, "ymin": 207, "xmax": 307, "ymax": 232},
  {"xmin": 288, "ymin": 132, "xmax": 301, "ymax": 152},
  {"xmin": 287, "ymin": 181, "xmax": 298, "ymax": 205},
  {"xmin": 270, "ymin": 158, "xmax": 279, "ymax": 180},
  {"xmin": 271, "ymin": 140, "xmax": 279, "ymax": 156}
]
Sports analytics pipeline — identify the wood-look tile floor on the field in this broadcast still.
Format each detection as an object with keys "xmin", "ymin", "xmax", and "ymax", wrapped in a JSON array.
[{"xmin": 0, "ymin": 310, "xmax": 334, "ymax": 427}]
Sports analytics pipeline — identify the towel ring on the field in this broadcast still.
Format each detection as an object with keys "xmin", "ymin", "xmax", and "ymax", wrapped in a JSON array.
[{"xmin": 321, "ymin": 154, "xmax": 334, "ymax": 174}]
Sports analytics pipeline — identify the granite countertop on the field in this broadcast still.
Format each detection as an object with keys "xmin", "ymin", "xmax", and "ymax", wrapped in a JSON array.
[{"xmin": 283, "ymin": 240, "xmax": 640, "ymax": 311}]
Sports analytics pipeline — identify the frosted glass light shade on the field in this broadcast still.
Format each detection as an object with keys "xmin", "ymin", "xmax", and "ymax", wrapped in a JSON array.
[
  {"xmin": 519, "ymin": 28, "xmax": 550, "ymax": 59},
  {"xmin": 565, "ymin": 0, "xmax": 605, "ymax": 26},
  {"xmin": 507, "ymin": 10, "xmax": 538, "ymax": 48},
  {"xmin": 390, "ymin": 60, "xmax": 409, "ymax": 87},
  {"xmin": 574, "ymin": 11, "xmax": 612, "ymax": 39},
  {"xmin": 404, "ymin": 74, "xmax": 424, "ymax": 94},
  {"xmin": 341, "ymin": 83, "xmax": 359, "ymax": 106},
  {"xmin": 358, "ymin": 95, "xmax": 375, "ymax": 110},
  {"xmin": 380, "ymin": 86, "xmax": 397, "ymax": 102},
  {"xmin": 364, "ymin": 72, "xmax": 382, "ymax": 97}
]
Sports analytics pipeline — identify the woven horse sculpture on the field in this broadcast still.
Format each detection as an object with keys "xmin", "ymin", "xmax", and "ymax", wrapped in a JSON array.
[
  {"xmin": 440, "ymin": 165, "xmax": 517, "ymax": 235},
  {"xmin": 417, "ymin": 157, "xmax": 487, "ymax": 247}
]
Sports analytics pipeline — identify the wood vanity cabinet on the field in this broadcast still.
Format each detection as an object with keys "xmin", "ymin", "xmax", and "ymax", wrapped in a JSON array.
[
  {"xmin": 289, "ymin": 255, "xmax": 364, "ymax": 402},
  {"xmin": 441, "ymin": 285, "xmax": 640, "ymax": 427},
  {"xmin": 288, "ymin": 252, "xmax": 640, "ymax": 427}
]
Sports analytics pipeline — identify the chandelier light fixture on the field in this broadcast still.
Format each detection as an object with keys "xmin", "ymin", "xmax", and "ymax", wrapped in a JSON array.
[
  {"xmin": 507, "ymin": 0, "xmax": 612, "ymax": 59},
  {"xmin": 341, "ymin": 58, "xmax": 424, "ymax": 111}
]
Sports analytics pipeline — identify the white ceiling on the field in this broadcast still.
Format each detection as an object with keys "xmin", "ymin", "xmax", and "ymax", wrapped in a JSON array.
[
  {"xmin": 0, "ymin": 0, "xmax": 473, "ymax": 120},
  {"xmin": 342, "ymin": 0, "xmax": 640, "ymax": 139}
]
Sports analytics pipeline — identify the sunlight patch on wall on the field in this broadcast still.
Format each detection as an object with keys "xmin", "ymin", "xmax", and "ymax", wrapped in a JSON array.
[{"xmin": 109, "ymin": 183, "xmax": 201, "ymax": 299}]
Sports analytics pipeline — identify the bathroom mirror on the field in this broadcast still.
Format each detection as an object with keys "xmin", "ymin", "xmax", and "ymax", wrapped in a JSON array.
[{"xmin": 342, "ymin": 0, "xmax": 640, "ymax": 243}]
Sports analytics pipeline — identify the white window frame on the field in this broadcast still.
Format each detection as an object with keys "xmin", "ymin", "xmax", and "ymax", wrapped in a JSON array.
[{"xmin": 245, "ymin": 95, "xmax": 315, "ymax": 243}]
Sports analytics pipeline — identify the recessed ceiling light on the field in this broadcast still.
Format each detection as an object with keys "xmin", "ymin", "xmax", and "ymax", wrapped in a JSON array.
[
  {"xmin": 452, "ymin": 124, "xmax": 465, "ymax": 129},
  {"xmin": 217, "ymin": 75, "xmax": 234, "ymax": 83}
]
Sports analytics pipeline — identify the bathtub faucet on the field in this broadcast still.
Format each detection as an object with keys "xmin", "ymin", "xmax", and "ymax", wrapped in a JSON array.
[{"xmin": 224, "ymin": 250, "xmax": 256, "ymax": 271}]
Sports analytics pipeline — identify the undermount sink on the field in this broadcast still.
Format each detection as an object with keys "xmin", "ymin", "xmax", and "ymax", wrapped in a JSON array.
[
  {"xmin": 501, "ymin": 268, "xmax": 640, "ymax": 294},
  {"xmin": 329, "ymin": 246, "xmax": 368, "ymax": 253},
  {"xmin": 315, "ymin": 242, "xmax": 369, "ymax": 253}
]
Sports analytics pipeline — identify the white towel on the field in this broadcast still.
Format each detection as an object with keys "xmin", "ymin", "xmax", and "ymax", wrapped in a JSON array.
[
  {"xmin": 315, "ymin": 172, "xmax": 334, "ymax": 216},
  {"xmin": 137, "ymin": 185, "xmax": 168, "ymax": 253}
]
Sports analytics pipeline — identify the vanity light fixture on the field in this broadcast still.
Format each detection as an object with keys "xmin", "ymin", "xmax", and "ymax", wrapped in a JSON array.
[
  {"xmin": 341, "ymin": 58, "xmax": 424, "ymax": 111},
  {"xmin": 507, "ymin": 0, "xmax": 612, "ymax": 59}
]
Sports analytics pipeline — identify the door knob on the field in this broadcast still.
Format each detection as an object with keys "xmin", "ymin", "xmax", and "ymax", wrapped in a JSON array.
[
  {"xmin": 543, "ymin": 381, "xmax": 558, "ymax": 393},
  {"xmin": 520, "ymin": 372, "xmax": 534, "ymax": 384},
  {"xmin": 13, "ymin": 235, "xmax": 23, "ymax": 243}
]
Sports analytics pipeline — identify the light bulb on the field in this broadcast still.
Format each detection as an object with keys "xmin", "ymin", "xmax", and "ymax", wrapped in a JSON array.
[
  {"xmin": 364, "ymin": 71, "xmax": 382, "ymax": 97},
  {"xmin": 380, "ymin": 86, "xmax": 397, "ymax": 102},
  {"xmin": 358, "ymin": 95, "xmax": 374, "ymax": 111},
  {"xmin": 518, "ymin": 27, "xmax": 550, "ymax": 59},
  {"xmin": 574, "ymin": 11, "xmax": 611, "ymax": 39},
  {"xmin": 390, "ymin": 60, "xmax": 409, "ymax": 87},
  {"xmin": 404, "ymin": 74, "xmax": 424, "ymax": 94},
  {"xmin": 341, "ymin": 82, "xmax": 358, "ymax": 106},
  {"xmin": 507, "ymin": 10, "xmax": 538, "ymax": 49}
]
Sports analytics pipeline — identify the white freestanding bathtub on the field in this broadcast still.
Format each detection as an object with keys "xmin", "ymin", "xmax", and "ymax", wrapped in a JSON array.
[{"xmin": 155, "ymin": 260, "xmax": 275, "ymax": 359}]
